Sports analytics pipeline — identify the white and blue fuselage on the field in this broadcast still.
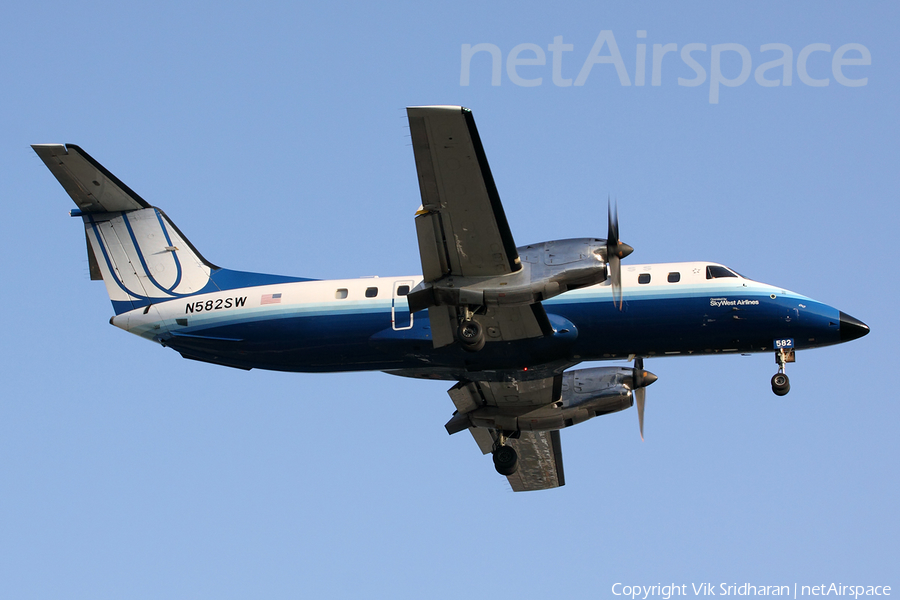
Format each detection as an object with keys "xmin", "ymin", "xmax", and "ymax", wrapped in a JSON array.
[{"xmin": 111, "ymin": 261, "xmax": 854, "ymax": 379}]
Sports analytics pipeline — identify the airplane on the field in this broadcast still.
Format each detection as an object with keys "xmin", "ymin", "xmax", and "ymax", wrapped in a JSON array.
[{"xmin": 33, "ymin": 105, "xmax": 869, "ymax": 492}]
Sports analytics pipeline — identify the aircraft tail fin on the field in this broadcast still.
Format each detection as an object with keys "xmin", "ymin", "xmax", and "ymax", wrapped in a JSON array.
[{"xmin": 33, "ymin": 144, "xmax": 218, "ymax": 315}]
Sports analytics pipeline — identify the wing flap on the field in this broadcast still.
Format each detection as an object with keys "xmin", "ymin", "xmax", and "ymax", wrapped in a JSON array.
[
  {"xmin": 480, "ymin": 303, "xmax": 553, "ymax": 342},
  {"xmin": 427, "ymin": 305, "xmax": 457, "ymax": 348},
  {"xmin": 427, "ymin": 302, "xmax": 552, "ymax": 349},
  {"xmin": 415, "ymin": 211, "xmax": 450, "ymax": 282}
]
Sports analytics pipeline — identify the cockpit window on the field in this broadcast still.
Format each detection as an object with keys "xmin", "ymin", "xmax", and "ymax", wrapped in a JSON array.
[{"xmin": 706, "ymin": 265, "xmax": 739, "ymax": 279}]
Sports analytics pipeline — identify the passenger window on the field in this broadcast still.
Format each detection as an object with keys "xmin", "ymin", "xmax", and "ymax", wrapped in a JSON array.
[
  {"xmin": 397, "ymin": 285, "xmax": 410, "ymax": 296},
  {"xmin": 365, "ymin": 287, "xmax": 378, "ymax": 298},
  {"xmin": 667, "ymin": 272, "xmax": 680, "ymax": 283},
  {"xmin": 638, "ymin": 273, "xmax": 651, "ymax": 284},
  {"xmin": 335, "ymin": 288, "xmax": 348, "ymax": 299}
]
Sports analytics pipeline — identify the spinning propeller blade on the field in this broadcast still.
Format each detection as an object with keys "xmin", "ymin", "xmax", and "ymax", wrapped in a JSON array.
[
  {"xmin": 607, "ymin": 200, "xmax": 633, "ymax": 310},
  {"xmin": 632, "ymin": 357, "xmax": 658, "ymax": 441}
]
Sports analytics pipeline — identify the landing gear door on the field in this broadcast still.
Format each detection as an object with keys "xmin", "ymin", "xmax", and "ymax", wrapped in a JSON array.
[{"xmin": 392, "ymin": 280, "xmax": 414, "ymax": 330}]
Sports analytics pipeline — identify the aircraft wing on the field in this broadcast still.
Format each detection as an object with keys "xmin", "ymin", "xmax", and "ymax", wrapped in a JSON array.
[
  {"xmin": 448, "ymin": 376, "xmax": 566, "ymax": 491},
  {"xmin": 407, "ymin": 105, "xmax": 521, "ymax": 281},
  {"xmin": 407, "ymin": 106, "xmax": 552, "ymax": 347}
]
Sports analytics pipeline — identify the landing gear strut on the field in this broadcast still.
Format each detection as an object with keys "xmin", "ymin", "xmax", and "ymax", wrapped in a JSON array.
[
  {"xmin": 492, "ymin": 432, "xmax": 518, "ymax": 476},
  {"xmin": 456, "ymin": 307, "xmax": 485, "ymax": 352},
  {"xmin": 771, "ymin": 348, "xmax": 793, "ymax": 396}
]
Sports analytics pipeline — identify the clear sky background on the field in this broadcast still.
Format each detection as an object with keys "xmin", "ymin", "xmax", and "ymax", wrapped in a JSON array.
[{"xmin": 1, "ymin": 2, "xmax": 897, "ymax": 599}]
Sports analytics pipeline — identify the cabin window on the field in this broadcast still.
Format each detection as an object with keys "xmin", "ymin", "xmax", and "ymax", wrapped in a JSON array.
[
  {"xmin": 396, "ymin": 285, "xmax": 410, "ymax": 296},
  {"xmin": 365, "ymin": 287, "xmax": 378, "ymax": 298},
  {"xmin": 667, "ymin": 272, "xmax": 681, "ymax": 283},
  {"xmin": 706, "ymin": 265, "xmax": 738, "ymax": 279},
  {"xmin": 335, "ymin": 288, "xmax": 348, "ymax": 299},
  {"xmin": 638, "ymin": 273, "xmax": 651, "ymax": 284}
]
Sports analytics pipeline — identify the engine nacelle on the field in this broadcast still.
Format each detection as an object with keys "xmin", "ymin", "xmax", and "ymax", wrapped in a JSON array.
[
  {"xmin": 454, "ymin": 366, "xmax": 637, "ymax": 434},
  {"xmin": 560, "ymin": 367, "xmax": 635, "ymax": 413},
  {"xmin": 486, "ymin": 238, "xmax": 610, "ymax": 305},
  {"xmin": 408, "ymin": 238, "xmax": 610, "ymax": 312}
]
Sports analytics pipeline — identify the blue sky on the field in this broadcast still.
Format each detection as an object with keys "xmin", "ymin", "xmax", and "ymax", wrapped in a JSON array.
[{"xmin": 2, "ymin": 2, "xmax": 897, "ymax": 598}]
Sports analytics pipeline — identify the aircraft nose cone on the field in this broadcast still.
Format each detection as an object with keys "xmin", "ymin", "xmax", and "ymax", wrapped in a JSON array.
[{"xmin": 839, "ymin": 311, "xmax": 870, "ymax": 342}]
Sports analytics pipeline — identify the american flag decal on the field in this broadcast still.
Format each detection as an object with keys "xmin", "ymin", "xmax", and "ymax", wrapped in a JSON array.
[{"xmin": 261, "ymin": 293, "xmax": 282, "ymax": 305}]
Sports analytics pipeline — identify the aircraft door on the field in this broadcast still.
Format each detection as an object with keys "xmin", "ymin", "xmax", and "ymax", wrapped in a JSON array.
[{"xmin": 392, "ymin": 280, "xmax": 414, "ymax": 330}]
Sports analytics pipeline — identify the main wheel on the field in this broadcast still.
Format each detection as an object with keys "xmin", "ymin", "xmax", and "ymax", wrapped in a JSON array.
[
  {"xmin": 457, "ymin": 320, "xmax": 485, "ymax": 352},
  {"xmin": 493, "ymin": 445, "xmax": 518, "ymax": 476},
  {"xmin": 771, "ymin": 373, "xmax": 790, "ymax": 396}
]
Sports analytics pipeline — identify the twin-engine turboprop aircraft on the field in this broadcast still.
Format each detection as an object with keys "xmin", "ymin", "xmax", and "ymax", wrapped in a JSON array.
[{"xmin": 33, "ymin": 106, "xmax": 869, "ymax": 492}]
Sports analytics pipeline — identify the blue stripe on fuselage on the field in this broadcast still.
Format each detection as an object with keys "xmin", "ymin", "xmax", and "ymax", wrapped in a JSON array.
[
  {"xmin": 149, "ymin": 282, "xmax": 843, "ymax": 373},
  {"xmin": 110, "ymin": 268, "xmax": 317, "ymax": 315}
]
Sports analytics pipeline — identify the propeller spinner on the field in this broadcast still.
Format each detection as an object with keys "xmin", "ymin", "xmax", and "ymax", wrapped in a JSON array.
[{"xmin": 607, "ymin": 201, "xmax": 634, "ymax": 310}]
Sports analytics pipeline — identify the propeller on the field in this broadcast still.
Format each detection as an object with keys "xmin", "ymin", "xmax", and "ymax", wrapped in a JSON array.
[
  {"xmin": 632, "ymin": 357, "xmax": 658, "ymax": 441},
  {"xmin": 607, "ymin": 200, "xmax": 634, "ymax": 310}
]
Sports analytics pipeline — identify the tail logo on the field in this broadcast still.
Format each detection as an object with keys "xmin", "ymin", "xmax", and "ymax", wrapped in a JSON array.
[{"xmin": 85, "ymin": 207, "xmax": 213, "ymax": 311}]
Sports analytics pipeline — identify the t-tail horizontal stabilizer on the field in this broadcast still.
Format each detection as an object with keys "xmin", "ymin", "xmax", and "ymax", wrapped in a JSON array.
[{"xmin": 33, "ymin": 144, "xmax": 216, "ymax": 315}]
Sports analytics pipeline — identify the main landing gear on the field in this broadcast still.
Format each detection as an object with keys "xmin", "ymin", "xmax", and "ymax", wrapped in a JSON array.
[
  {"xmin": 492, "ymin": 432, "xmax": 518, "ymax": 476},
  {"xmin": 456, "ymin": 307, "xmax": 485, "ymax": 352},
  {"xmin": 771, "ymin": 347, "xmax": 794, "ymax": 396}
]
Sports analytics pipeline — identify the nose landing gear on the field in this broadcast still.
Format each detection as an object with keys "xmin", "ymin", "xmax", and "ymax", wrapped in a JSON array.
[
  {"xmin": 771, "ymin": 372, "xmax": 790, "ymax": 396},
  {"xmin": 771, "ymin": 346, "xmax": 794, "ymax": 396}
]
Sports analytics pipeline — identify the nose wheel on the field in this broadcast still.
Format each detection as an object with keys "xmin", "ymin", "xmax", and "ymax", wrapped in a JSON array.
[
  {"xmin": 771, "ymin": 348, "xmax": 793, "ymax": 396},
  {"xmin": 771, "ymin": 372, "xmax": 790, "ymax": 396}
]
